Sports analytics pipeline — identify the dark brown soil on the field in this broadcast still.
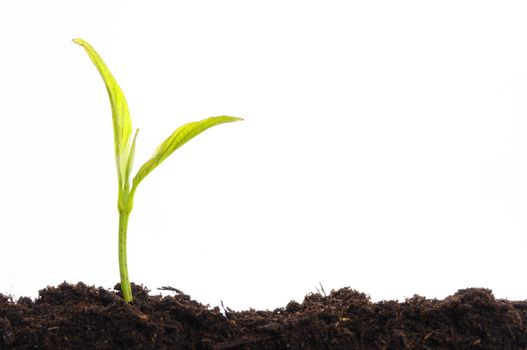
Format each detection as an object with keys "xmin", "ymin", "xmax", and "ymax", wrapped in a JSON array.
[{"xmin": 0, "ymin": 282, "xmax": 526, "ymax": 349}]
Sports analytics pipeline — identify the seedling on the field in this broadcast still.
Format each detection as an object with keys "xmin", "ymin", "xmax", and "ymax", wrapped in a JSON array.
[{"xmin": 73, "ymin": 39, "xmax": 242, "ymax": 303}]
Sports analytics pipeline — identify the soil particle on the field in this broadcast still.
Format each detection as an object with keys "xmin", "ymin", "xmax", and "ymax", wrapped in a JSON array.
[
  {"xmin": 0, "ymin": 316, "xmax": 15, "ymax": 346},
  {"xmin": 0, "ymin": 282, "xmax": 526, "ymax": 349}
]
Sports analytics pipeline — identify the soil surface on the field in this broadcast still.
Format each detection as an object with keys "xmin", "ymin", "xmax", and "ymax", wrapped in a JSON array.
[{"xmin": 0, "ymin": 282, "xmax": 526, "ymax": 349}]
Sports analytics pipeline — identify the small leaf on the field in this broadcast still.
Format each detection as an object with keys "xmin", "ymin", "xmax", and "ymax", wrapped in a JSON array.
[
  {"xmin": 124, "ymin": 129, "xmax": 139, "ymax": 185},
  {"xmin": 132, "ymin": 116, "xmax": 242, "ymax": 189},
  {"xmin": 73, "ymin": 38, "xmax": 133, "ymax": 183}
]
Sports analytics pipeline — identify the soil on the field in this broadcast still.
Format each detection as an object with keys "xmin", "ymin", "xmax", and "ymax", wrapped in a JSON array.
[{"xmin": 0, "ymin": 282, "xmax": 526, "ymax": 349}]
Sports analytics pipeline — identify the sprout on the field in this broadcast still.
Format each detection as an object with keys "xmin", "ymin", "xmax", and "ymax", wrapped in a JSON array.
[{"xmin": 73, "ymin": 38, "xmax": 242, "ymax": 302}]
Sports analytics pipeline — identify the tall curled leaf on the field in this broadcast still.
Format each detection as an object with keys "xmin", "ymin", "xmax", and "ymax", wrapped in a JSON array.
[{"xmin": 73, "ymin": 38, "xmax": 133, "ymax": 185}]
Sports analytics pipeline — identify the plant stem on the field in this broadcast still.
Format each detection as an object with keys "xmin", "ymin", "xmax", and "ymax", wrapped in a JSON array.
[{"xmin": 118, "ymin": 210, "xmax": 133, "ymax": 302}]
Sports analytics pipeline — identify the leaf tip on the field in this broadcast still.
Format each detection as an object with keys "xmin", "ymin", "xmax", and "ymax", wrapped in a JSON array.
[{"xmin": 224, "ymin": 116, "xmax": 244, "ymax": 122}]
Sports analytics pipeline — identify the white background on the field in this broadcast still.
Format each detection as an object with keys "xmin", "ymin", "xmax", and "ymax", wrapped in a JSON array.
[{"xmin": 1, "ymin": 1, "xmax": 527, "ymax": 311}]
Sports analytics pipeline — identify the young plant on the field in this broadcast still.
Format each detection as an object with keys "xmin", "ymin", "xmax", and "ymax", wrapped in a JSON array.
[{"xmin": 73, "ymin": 38, "xmax": 242, "ymax": 303}]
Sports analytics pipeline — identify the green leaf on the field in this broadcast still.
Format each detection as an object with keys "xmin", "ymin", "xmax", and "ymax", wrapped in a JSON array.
[
  {"xmin": 73, "ymin": 38, "xmax": 133, "ymax": 184},
  {"xmin": 132, "ymin": 116, "xmax": 243, "ymax": 190},
  {"xmin": 124, "ymin": 129, "xmax": 139, "ymax": 186}
]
